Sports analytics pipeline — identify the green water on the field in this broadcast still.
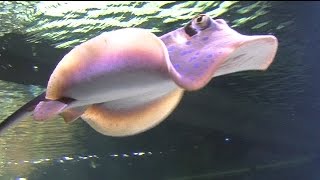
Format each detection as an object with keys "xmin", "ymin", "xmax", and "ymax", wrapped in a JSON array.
[{"xmin": 0, "ymin": 1, "xmax": 319, "ymax": 180}]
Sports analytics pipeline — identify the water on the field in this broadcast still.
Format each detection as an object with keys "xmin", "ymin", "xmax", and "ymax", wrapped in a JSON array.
[{"xmin": 0, "ymin": 1, "xmax": 320, "ymax": 180}]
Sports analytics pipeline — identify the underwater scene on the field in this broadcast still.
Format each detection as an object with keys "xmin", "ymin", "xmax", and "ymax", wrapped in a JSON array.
[{"xmin": 0, "ymin": 1, "xmax": 320, "ymax": 180}]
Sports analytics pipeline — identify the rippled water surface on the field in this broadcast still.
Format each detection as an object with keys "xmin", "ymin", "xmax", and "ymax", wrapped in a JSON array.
[{"xmin": 0, "ymin": 1, "xmax": 320, "ymax": 180}]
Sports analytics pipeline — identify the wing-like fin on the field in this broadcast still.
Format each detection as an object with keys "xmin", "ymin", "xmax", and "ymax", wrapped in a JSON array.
[
  {"xmin": 33, "ymin": 96, "xmax": 76, "ymax": 121},
  {"xmin": 33, "ymin": 100, "xmax": 68, "ymax": 121},
  {"xmin": 213, "ymin": 36, "xmax": 278, "ymax": 77},
  {"xmin": 161, "ymin": 19, "xmax": 278, "ymax": 91},
  {"xmin": 81, "ymin": 88, "xmax": 184, "ymax": 137},
  {"xmin": 0, "ymin": 92, "xmax": 46, "ymax": 135}
]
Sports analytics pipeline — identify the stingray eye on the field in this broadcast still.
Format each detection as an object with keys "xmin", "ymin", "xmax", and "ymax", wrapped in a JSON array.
[{"xmin": 192, "ymin": 14, "xmax": 211, "ymax": 30}]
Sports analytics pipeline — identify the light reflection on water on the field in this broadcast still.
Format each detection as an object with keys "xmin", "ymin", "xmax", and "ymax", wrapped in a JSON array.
[
  {"xmin": 0, "ymin": 1, "xmax": 278, "ymax": 49},
  {"xmin": 1, "ymin": 151, "xmax": 156, "ymax": 167},
  {"xmin": 0, "ymin": 80, "xmax": 88, "ymax": 177},
  {"xmin": 0, "ymin": 152, "xmax": 153, "ymax": 167}
]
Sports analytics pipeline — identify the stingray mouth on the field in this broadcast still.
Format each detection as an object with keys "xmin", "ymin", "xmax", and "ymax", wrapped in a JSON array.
[{"xmin": 213, "ymin": 35, "xmax": 278, "ymax": 77}]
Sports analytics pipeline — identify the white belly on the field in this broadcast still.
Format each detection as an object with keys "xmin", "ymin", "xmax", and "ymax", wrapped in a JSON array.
[{"xmin": 65, "ymin": 69, "xmax": 178, "ymax": 108}]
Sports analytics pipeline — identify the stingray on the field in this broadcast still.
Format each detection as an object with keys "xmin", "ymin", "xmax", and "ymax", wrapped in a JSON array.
[{"xmin": 0, "ymin": 14, "xmax": 278, "ymax": 137}]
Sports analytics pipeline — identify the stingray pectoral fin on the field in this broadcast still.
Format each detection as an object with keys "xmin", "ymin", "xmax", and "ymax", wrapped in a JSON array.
[
  {"xmin": 33, "ymin": 100, "xmax": 69, "ymax": 121},
  {"xmin": 33, "ymin": 97, "xmax": 84, "ymax": 123},
  {"xmin": 0, "ymin": 92, "xmax": 46, "ymax": 135},
  {"xmin": 81, "ymin": 88, "xmax": 184, "ymax": 137},
  {"xmin": 213, "ymin": 35, "xmax": 278, "ymax": 77},
  {"xmin": 165, "ymin": 35, "xmax": 278, "ymax": 91}
]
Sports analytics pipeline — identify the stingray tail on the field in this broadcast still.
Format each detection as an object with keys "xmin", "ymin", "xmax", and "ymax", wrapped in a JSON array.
[{"xmin": 0, "ymin": 91, "xmax": 46, "ymax": 135}]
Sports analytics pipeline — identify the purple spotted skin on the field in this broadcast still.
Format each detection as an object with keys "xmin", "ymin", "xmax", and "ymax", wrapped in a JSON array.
[
  {"xmin": 164, "ymin": 30, "xmax": 217, "ymax": 79},
  {"xmin": 159, "ymin": 15, "xmax": 277, "ymax": 91},
  {"xmin": 159, "ymin": 20, "xmax": 224, "ymax": 90}
]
